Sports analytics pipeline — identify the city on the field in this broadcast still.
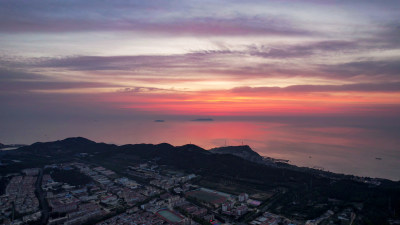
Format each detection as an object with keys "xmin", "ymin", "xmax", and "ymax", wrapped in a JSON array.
[
  {"xmin": 0, "ymin": 148, "xmax": 375, "ymax": 225},
  {"xmin": 1, "ymin": 0, "xmax": 400, "ymax": 224}
]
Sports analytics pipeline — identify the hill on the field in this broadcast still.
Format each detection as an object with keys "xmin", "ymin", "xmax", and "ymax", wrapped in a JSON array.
[
  {"xmin": 209, "ymin": 145, "xmax": 263, "ymax": 163},
  {"xmin": 2, "ymin": 137, "xmax": 399, "ymax": 224}
]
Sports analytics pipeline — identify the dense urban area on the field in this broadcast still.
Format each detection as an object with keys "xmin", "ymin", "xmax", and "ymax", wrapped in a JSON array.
[
  {"xmin": 0, "ymin": 137, "xmax": 399, "ymax": 225},
  {"xmin": 0, "ymin": 161, "xmax": 359, "ymax": 225}
]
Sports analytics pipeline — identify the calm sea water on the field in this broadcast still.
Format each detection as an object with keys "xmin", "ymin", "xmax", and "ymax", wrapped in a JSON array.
[{"xmin": 3, "ymin": 118, "xmax": 400, "ymax": 181}]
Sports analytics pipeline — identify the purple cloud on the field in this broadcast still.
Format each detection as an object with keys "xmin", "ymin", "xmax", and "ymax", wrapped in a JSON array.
[
  {"xmin": 247, "ymin": 41, "xmax": 358, "ymax": 58},
  {"xmin": 4, "ymin": 52, "xmax": 400, "ymax": 83},
  {"xmin": 0, "ymin": 0, "xmax": 312, "ymax": 37},
  {"xmin": 0, "ymin": 68, "xmax": 121, "ymax": 93},
  {"xmin": 321, "ymin": 60, "xmax": 400, "ymax": 78},
  {"xmin": 232, "ymin": 82, "xmax": 400, "ymax": 93}
]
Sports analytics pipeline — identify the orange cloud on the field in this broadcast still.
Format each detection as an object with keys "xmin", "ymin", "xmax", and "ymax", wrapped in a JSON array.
[{"xmin": 100, "ymin": 89, "xmax": 400, "ymax": 116}]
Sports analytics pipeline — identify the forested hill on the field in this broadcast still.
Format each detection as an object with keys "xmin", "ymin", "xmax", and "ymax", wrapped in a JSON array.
[{"xmin": 5, "ymin": 137, "xmax": 400, "ymax": 224}]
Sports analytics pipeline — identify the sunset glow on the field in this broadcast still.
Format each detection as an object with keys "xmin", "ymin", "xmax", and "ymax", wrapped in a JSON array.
[{"xmin": 1, "ymin": 0, "xmax": 400, "ymax": 179}]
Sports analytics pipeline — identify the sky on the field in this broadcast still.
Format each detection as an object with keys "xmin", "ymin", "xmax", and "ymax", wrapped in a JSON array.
[{"xmin": 1, "ymin": 0, "xmax": 400, "ymax": 179}]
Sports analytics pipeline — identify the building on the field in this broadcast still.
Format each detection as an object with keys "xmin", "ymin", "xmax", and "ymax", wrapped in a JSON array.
[
  {"xmin": 221, "ymin": 201, "xmax": 234, "ymax": 212},
  {"xmin": 238, "ymin": 193, "xmax": 249, "ymax": 202},
  {"xmin": 22, "ymin": 168, "xmax": 40, "ymax": 176},
  {"xmin": 236, "ymin": 205, "xmax": 248, "ymax": 216}
]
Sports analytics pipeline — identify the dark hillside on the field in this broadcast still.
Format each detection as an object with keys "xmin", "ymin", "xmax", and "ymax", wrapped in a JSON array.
[{"xmin": 7, "ymin": 137, "xmax": 400, "ymax": 223}]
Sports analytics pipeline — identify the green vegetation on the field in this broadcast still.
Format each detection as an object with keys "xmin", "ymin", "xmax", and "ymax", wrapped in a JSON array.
[
  {"xmin": 51, "ymin": 169, "xmax": 91, "ymax": 186},
  {"xmin": 4, "ymin": 137, "xmax": 400, "ymax": 224},
  {"xmin": 186, "ymin": 190, "xmax": 227, "ymax": 204},
  {"xmin": 175, "ymin": 207, "xmax": 212, "ymax": 225},
  {"xmin": 0, "ymin": 176, "xmax": 9, "ymax": 195},
  {"xmin": 195, "ymin": 176, "xmax": 275, "ymax": 200}
]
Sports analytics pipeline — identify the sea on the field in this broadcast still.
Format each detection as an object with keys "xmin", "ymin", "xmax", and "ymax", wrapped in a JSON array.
[{"xmin": 2, "ymin": 117, "xmax": 400, "ymax": 181}]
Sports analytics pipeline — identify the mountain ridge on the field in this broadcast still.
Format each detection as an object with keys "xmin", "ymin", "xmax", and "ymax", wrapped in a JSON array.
[
  {"xmin": 2, "ymin": 136, "xmax": 400, "ymax": 224},
  {"xmin": 209, "ymin": 145, "xmax": 264, "ymax": 163},
  {"xmin": 12, "ymin": 137, "xmax": 397, "ymax": 183}
]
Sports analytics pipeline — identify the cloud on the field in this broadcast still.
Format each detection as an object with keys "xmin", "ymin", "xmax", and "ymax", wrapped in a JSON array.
[
  {"xmin": 6, "ymin": 52, "xmax": 400, "ymax": 85},
  {"xmin": 232, "ymin": 82, "xmax": 400, "ymax": 93},
  {"xmin": 320, "ymin": 60, "xmax": 400, "ymax": 78},
  {"xmin": 0, "ymin": 17, "xmax": 311, "ymax": 36},
  {"xmin": 0, "ymin": 68, "xmax": 45, "ymax": 81},
  {"xmin": 117, "ymin": 87, "xmax": 171, "ymax": 93},
  {"xmin": 0, "ymin": 80, "xmax": 120, "ymax": 93},
  {"xmin": 0, "ymin": 68, "xmax": 121, "ymax": 93},
  {"xmin": 191, "ymin": 118, "xmax": 214, "ymax": 122},
  {"xmin": 247, "ymin": 40, "xmax": 358, "ymax": 58},
  {"xmin": 0, "ymin": 0, "xmax": 312, "ymax": 37},
  {"xmin": 27, "ymin": 54, "xmax": 218, "ymax": 71}
]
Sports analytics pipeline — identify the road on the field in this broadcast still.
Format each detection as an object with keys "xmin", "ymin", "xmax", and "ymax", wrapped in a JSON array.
[
  {"xmin": 243, "ymin": 191, "xmax": 284, "ymax": 223},
  {"xmin": 35, "ymin": 168, "xmax": 50, "ymax": 225}
]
